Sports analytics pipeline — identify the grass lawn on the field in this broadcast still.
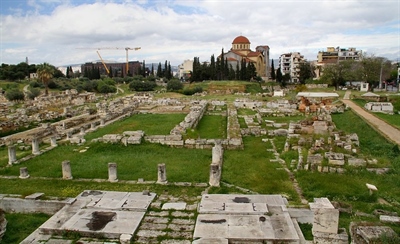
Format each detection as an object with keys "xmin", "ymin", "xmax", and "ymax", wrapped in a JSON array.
[
  {"xmin": 85, "ymin": 113, "xmax": 186, "ymax": 141},
  {"xmin": 2, "ymin": 212, "xmax": 50, "ymax": 243},
  {"xmin": 223, "ymin": 136, "xmax": 300, "ymax": 203},
  {"xmin": 0, "ymin": 178, "xmax": 205, "ymax": 199},
  {"xmin": 296, "ymin": 109, "xmax": 400, "ymax": 231},
  {"xmin": 185, "ymin": 115, "xmax": 227, "ymax": 139},
  {"xmin": 0, "ymin": 142, "xmax": 211, "ymax": 183}
]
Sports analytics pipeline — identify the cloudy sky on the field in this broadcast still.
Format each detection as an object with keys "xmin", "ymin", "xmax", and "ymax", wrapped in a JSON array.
[{"xmin": 1, "ymin": 0, "xmax": 399, "ymax": 67}]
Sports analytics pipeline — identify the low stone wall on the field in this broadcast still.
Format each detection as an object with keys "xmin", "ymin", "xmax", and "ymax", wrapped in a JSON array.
[
  {"xmin": 170, "ymin": 100, "xmax": 207, "ymax": 135},
  {"xmin": 0, "ymin": 195, "xmax": 74, "ymax": 215},
  {"xmin": 305, "ymin": 84, "xmax": 329, "ymax": 89}
]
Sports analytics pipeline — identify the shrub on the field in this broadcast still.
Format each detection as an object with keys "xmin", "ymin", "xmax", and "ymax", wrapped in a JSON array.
[
  {"xmin": 5, "ymin": 88, "xmax": 24, "ymax": 101},
  {"xmin": 26, "ymin": 87, "xmax": 41, "ymax": 100},
  {"xmin": 167, "ymin": 80, "xmax": 183, "ymax": 91},
  {"xmin": 47, "ymin": 80, "xmax": 58, "ymax": 89},
  {"xmin": 182, "ymin": 86, "xmax": 203, "ymax": 95},
  {"xmin": 97, "ymin": 80, "xmax": 116, "ymax": 93},
  {"xmin": 129, "ymin": 80, "xmax": 157, "ymax": 91},
  {"xmin": 29, "ymin": 81, "xmax": 42, "ymax": 88}
]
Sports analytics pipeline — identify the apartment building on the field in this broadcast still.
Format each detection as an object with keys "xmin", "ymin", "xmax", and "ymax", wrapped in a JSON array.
[
  {"xmin": 315, "ymin": 47, "xmax": 363, "ymax": 78},
  {"xmin": 178, "ymin": 59, "xmax": 193, "ymax": 81},
  {"xmin": 278, "ymin": 52, "xmax": 304, "ymax": 83},
  {"xmin": 317, "ymin": 46, "xmax": 362, "ymax": 63}
]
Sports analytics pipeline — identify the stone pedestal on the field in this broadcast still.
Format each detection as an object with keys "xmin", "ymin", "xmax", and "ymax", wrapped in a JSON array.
[
  {"xmin": 80, "ymin": 127, "xmax": 85, "ymax": 135},
  {"xmin": 108, "ymin": 163, "xmax": 118, "ymax": 182},
  {"xmin": 32, "ymin": 138, "xmax": 40, "ymax": 155},
  {"xmin": 91, "ymin": 122, "xmax": 96, "ymax": 130},
  {"xmin": 310, "ymin": 198, "xmax": 339, "ymax": 234},
  {"xmin": 66, "ymin": 130, "xmax": 73, "ymax": 140},
  {"xmin": 157, "ymin": 163, "xmax": 167, "ymax": 184},
  {"xmin": 209, "ymin": 164, "xmax": 221, "ymax": 187},
  {"xmin": 19, "ymin": 167, "xmax": 30, "ymax": 179},
  {"xmin": 62, "ymin": 160, "xmax": 73, "ymax": 179},
  {"xmin": 50, "ymin": 136, "xmax": 57, "ymax": 147},
  {"xmin": 8, "ymin": 145, "xmax": 17, "ymax": 165},
  {"xmin": 100, "ymin": 118, "xmax": 105, "ymax": 127}
]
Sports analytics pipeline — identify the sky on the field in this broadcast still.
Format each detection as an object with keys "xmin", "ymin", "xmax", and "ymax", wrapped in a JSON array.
[{"xmin": 1, "ymin": 0, "xmax": 399, "ymax": 67}]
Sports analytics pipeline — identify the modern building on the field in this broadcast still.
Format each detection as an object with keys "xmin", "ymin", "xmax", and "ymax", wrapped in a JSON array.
[
  {"xmin": 81, "ymin": 61, "xmax": 141, "ymax": 77},
  {"xmin": 178, "ymin": 60, "xmax": 193, "ymax": 81},
  {"xmin": 315, "ymin": 47, "xmax": 362, "ymax": 78},
  {"xmin": 317, "ymin": 46, "xmax": 362, "ymax": 63},
  {"xmin": 222, "ymin": 35, "xmax": 270, "ymax": 79},
  {"xmin": 278, "ymin": 52, "xmax": 305, "ymax": 83}
]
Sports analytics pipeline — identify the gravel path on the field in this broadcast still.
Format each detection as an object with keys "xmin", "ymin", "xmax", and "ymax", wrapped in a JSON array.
[{"xmin": 342, "ymin": 91, "xmax": 400, "ymax": 146}]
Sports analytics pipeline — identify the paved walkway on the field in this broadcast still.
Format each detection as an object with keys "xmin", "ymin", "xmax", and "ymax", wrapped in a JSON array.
[{"xmin": 342, "ymin": 91, "xmax": 400, "ymax": 145}]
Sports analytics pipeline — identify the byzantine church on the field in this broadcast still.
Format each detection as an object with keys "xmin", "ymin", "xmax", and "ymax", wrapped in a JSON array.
[{"xmin": 223, "ymin": 35, "xmax": 270, "ymax": 78}]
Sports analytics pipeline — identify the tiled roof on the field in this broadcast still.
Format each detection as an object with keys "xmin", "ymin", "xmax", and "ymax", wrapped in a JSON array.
[
  {"xmin": 247, "ymin": 51, "xmax": 261, "ymax": 57},
  {"xmin": 232, "ymin": 35, "xmax": 250, "ymax": 44}
]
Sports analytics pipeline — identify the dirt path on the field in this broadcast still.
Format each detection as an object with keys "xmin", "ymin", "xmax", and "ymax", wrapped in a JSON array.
[{"xmin": 342, "ymin": 91, "xmax": 400, "ymax": 146}]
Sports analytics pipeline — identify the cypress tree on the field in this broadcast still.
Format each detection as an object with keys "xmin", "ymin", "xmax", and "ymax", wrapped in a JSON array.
[
  {"xmin": 142, "ymin": 60, "xmax": 146, "ymax": 77},
  {"xmin": 157, "ymin": 62, "xmax": 162, "ymax": 77},
  {"xmin": 276, "ymin": 67, "xmax": 283, "ymax": 83},
  {"xmin": 270, "ymin": 60, "xmax": 276, "ymax": 80},
  {"xmin": 164, "ymin": 60, "xmax": 168, "ymax": 78},
  {"xmin": 151, "ymin": 64, "xmax": 154, "ymax": 76}
]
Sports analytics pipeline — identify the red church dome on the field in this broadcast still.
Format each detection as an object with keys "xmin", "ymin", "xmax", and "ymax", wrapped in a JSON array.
[{"xmin": 232, "ymin": 35, "xmax": 250, "ymax": 44}]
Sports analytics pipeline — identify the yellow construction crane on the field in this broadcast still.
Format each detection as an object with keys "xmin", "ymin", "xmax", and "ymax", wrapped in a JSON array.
[
  {"xmin": 77, "ymin": 47, "xmax": 141, "ymax": 76},
  {"xmin": 97, "ymin": 47, "xmax": 141, "ymax": 75},
  {"xmin": 96, "ymin": 50, "xmax": 110, "ymax": 75}
]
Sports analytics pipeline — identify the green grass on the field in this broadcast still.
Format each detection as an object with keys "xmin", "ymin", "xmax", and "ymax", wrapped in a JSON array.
[
  {"xmin": 237, "ymin": 108, "xmax": 257, "ymax": 116},
  {"xmin": 0, "ymin": 142, "xmax": 211, "ymax": 183},
  {"xmin": 0, "ymin": 178, "xmax": 205, "ymax": 199},
  {"xmin": 332, "ymin": 110, "xmax": 399, "ymax": 160},
  {"xmin": 298, "ymin": 223, "xmax": 313, "ymax": 240},
  {"xmin": 352, "ymin": 98, "xmax": 400, "ymax": 130},
  {"xmin": 296, "ymin": 109, "xmax": 400, "ymax": 228},
  {"xmin": 85, "ymin": 113, "xmax": 186, "ymax": 141},
  {"xmin": 223, "ymin": 136, "xmax": 300, "ymax": 203},
  {"xmin": 185, "ymin": 115, "xmax": 227, "ymax": 139},
  {"xmin": 2, "ymin": 212, "xmax": 50, "ymax": 243}
]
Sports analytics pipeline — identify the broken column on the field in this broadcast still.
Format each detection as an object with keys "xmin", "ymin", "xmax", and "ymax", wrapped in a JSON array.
[
  {"xmin": 66, "ymin": 130, "xmax": 73, "ymax": 140},
  {"xmin": 50, "ymin": 136, "xmax": 57, "ymax": 147},
  {"xmin": 32, "ymin": 137, "xmax": 40, "ymax": 155},
  {"xmin": 19, "ymin": 167, "xmax": 30, "ymax": 179},
  {"xmin": 80, "ymin": 127, "xmax": 85, "ymax": 136},
  {"xmin": 62, "ymin": 160, "xmax": 73, "ymax": 179},
  {"xmin": 310, "ymin": 197, "xmax": 348, "ymax": 243},
  {"xmin": 91, "ymin": 122, "xmax": 96, "ymax": 130},
  {"xmin": 157, "ymin": 163, "xmax": 167, "ymax": 184},
  {"xmin": 8, "ymin": 145, "xmax": 17, "ymax": 165},
  {"xmin": 209, "ymin": 144, "xmax": 223, "ymax": 187},
  {"xmin": 108, "ymin": 163, "xmax": 118, "ymax": 182},
  {"xmin": 100, "ymin": 118, "xmax": 105, "ymax": 127}
]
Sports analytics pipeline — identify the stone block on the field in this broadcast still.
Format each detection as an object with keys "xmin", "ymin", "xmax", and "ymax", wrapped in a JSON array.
[
  {"xmin": 310, "ymin": 198, "xmax": 339, "ymax": 234},
  {"xmin": 347, "ymin": 158, "xmax": 366, "ymax": 167},
  {"xmin": 161, "ymin": 202, "xmax": 187, "ymax": 210}
]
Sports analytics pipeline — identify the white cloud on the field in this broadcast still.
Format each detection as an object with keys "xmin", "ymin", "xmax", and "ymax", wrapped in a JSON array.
[{"xmin": 1, "ymin": 0, "xmax": 399, "ymax": 66}]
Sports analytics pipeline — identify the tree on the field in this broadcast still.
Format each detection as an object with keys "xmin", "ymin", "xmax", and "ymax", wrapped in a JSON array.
[
  {"xmin": 5, "ymin": 88, "xmax": 24, "ymax": 101},
  {"xmin": 270, "ymin": 59, "xmax": 276, "ymax": 80},
  {"xmin": 320, "ymin": 63, "xmax": 347, "ymax": 89},
  {"xmin": 142, "ymin": 60, "xmax": 146, "ymax": 77},
  {"xmin": 298, "ymin": 61, "xmax": 313, "ymax": 84},
  {"xmin": 36, "ymin": 62, "xmax": 54, "ymax": 96},
  {"xmin": 157, "ymin": 62, "xmax": 162, "ymax": 78},
  {"xmin": 167, "ymin": 80, "xmax": 183, "ymax": 91},
  {"xmin": 276, "ymin": 67, "xmax": 283, "ymax": 84}
]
